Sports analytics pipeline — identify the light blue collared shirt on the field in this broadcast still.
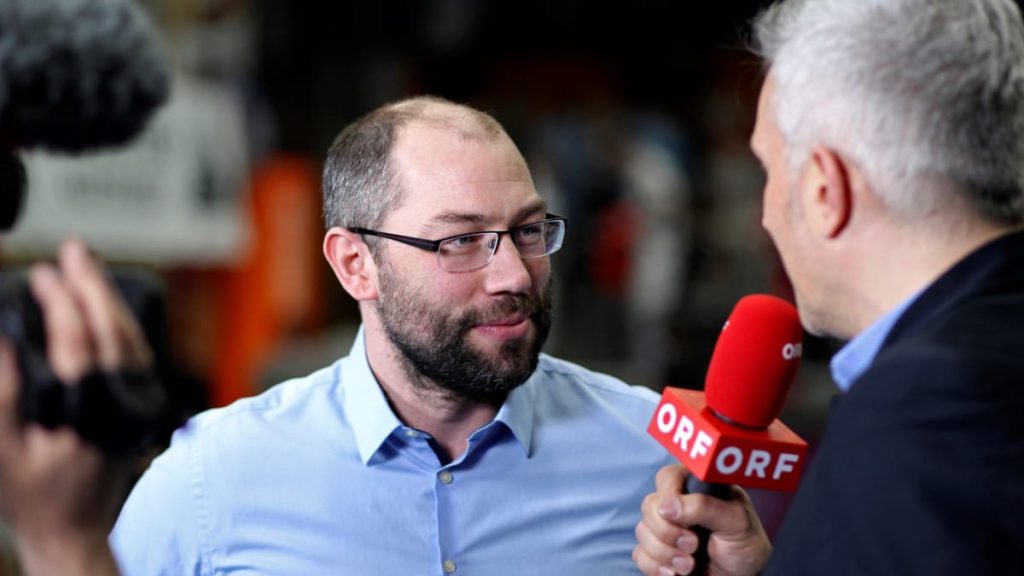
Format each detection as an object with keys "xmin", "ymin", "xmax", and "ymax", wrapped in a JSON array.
[
  {"xmin": 111, "ymin": 327, "xmax": 672, "ymax": 575},
  {"xmin": 829, "ymin": 294, "xmax": 920, "ymax": 391}
]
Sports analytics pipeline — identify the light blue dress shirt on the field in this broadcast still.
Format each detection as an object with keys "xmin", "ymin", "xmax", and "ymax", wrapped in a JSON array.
[
  {"xmin": 111, "ymin": 327, "xmax": 673, "ymax": 575},
  {"xmin": 829, "ymin": 293, "xmax": 920, "ymax": 391}
]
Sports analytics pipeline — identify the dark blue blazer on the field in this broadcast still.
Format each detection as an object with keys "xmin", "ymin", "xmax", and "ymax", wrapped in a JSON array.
[{"xmin": 765, "ymin": 231, "xmax": 1024, "ymax": 575}]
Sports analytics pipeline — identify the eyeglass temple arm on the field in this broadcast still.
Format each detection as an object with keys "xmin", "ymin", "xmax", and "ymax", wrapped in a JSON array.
[{"xmin": 349, "ymin": 228, "xmax": 441, "ymax": 252}]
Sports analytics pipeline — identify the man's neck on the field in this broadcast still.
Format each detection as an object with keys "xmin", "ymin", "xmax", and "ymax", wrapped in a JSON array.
[
  {"xmin": 363, "ymin": 330, "xmax": 503, "ymax": 465},
  {"xmin": 849, "ymin": 216, "xmax": 1012, "ymax": 336}
]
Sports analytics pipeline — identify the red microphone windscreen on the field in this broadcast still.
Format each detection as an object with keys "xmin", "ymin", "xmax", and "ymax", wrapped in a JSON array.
[{"xmin": 704, "ymin": 294, "xmax": 803, "ymax": 429}]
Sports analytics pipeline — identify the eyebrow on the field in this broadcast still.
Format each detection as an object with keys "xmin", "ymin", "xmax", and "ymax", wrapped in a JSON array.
[{"xmin": 425, "ymin": 200, "xmax": 548, "ymax": 228}]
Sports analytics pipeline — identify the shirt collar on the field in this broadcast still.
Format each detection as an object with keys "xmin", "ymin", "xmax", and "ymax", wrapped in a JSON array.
[
  {"xmin": 342, "ymin": 327, "xmax": 404, "ymax": 465},
  {"xmin": 342, "ymin": 326, "xmax": 536, "ymax": 464},
  {"xmin": 491, "ymin": 371, "xmax": 537, "ymax": 457},
  {"xmin": 829, "ymin": 292, "xmax": 920, "ymax": 391}
]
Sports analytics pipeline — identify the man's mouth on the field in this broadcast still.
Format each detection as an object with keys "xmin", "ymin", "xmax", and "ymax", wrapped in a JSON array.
[
  {"xmin": 472, "ymin": 315, "xmax": 532, "ymax": 339},
  {"xmin": 479, "ymin": 314, "xmax": 530, "ymax": 327}
]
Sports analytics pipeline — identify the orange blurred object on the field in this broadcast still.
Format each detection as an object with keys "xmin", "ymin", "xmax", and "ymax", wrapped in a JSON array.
[{"xmin": 210, "ymin": 155, "xmax": 324, "ymax": 406}]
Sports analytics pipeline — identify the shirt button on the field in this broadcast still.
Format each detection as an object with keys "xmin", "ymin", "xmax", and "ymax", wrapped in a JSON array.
[
  {"xmin": 443, "ymin": 559, "xmax": 457, "ymax": 573},
  {"xmin": 439, "ymin": 470, "xmax": 454, "ymax": 485},
  {"xmin": 404, "ymin": 429, "xmax": 419, "ymax": 438}
]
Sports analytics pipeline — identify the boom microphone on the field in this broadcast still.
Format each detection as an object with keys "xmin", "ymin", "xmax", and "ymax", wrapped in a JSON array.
[
  {"xmin": 0, "ymin": 0, "xmax": 169, "ymax": 153},
  {"xmin": 647, "ymin": 294, "xmax": 808, "ymax": 571},
  {"xmin": 0, "ymin": 0, "xmax": 170, "ymax": 230}
]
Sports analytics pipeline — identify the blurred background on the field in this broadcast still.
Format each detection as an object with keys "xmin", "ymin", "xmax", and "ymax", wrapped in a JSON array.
[{"xmin": 0, "ymin": 0, "xmax": 843, "ymax": 539}]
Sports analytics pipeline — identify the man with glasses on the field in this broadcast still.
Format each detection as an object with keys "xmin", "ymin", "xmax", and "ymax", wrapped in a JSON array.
[{"xmin": 111, "ymin": 96, "xmax": 676, "ymax": 574}]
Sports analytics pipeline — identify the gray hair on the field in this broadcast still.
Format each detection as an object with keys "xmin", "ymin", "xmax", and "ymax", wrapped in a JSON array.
[
  {"xmin": 753, "ymin": 0, "xmax": 1024, "ymax": 226},
  {"xmin": 322, "ymin": 95, "xmax": 504, "ymax": 233}
]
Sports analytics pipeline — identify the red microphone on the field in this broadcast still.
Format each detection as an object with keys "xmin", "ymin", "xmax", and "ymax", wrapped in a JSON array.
[{"xmin": 647, "ymin": 295, "xmax": 808, "ymax": 569}]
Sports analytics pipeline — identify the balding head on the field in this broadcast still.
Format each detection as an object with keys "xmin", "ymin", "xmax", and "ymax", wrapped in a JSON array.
[{"xmin": 322, "ymin": 96, "xmax": 508, "ymax": 233}]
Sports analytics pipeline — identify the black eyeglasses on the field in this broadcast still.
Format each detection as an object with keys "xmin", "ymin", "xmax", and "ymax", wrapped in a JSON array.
[{"xmin": 350, "ymin": 214, "xmax": 567, "ymax": 272}]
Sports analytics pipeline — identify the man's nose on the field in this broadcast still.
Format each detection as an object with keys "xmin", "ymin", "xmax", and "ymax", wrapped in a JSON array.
[{"xmin": 482, "ymin": 235, "xmax": 533, "ymax": 295}]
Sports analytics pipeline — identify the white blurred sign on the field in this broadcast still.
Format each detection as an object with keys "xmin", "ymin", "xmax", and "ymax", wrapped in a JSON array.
[{"xmin": 2, "ymin": 74, "xmax": 250, "ymax": 265}]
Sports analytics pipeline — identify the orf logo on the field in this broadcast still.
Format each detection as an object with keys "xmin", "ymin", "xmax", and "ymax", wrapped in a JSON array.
[
  {"xmin": 782, "ymin": 342, "xmax": 802, "ymax": 361},
  {"xmin": 647, "ymin": 388, "xmax": 809, "ymax": 492}
]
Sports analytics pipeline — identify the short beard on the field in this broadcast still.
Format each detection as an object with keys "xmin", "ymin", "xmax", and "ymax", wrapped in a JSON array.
[{"xmin": 375, "ymin": 264, "xmax": 553, "ymax": 403}]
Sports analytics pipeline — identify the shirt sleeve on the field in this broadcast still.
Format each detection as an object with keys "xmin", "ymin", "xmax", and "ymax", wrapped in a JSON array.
[{"xmin": 110, "ymin": 425, "xmax": 206, "ymax": 576}]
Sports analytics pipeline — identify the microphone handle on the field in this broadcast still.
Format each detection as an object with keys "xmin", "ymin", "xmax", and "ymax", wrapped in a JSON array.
[{"xmin": 684, "ymin": 475, "xmax": 733, "ymax": 574}]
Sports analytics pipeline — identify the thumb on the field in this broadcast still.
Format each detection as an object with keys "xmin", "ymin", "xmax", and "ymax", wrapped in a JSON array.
[{"xmin": 678, "ymin": 486, "xmax": 756, "ymax": 537}]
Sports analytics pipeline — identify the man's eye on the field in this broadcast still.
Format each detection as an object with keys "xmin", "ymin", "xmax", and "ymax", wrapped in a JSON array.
[
  {"xmin": 443, "ymin": 234, "xmax": 486, "ymax": 251},
  {"xmin": 516, "ymin": 224, "xmax": 543, "ymax": 242}
]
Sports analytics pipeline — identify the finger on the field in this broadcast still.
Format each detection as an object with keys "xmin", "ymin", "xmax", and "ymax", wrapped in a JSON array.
[
  {"xmin": 655, "ymin": 463, "xmax": 688, "ymax": 496},
  {"xmin": 676, "ymin": 490, "xmax": 753, "ymax": 537},
  {"xmin": 636, "ymin": 517, "xmax": 698, "ymax": 566},
  {"xmin": 641, "ymin": 491, "xmax": 698, "ymax": 547},
  {"xmin": 58, "ymin": 239, "xmax": 151, "ymax": 371},
  {"xmin": 633, "ymin": 545, "xmax": 684, "ymax": 576},
  {"xmin": 715, "ymin": 486, "xmax": 765, "ymax": 541},
  {"xmin": 635, "ymin": 517, "xmax": 682, "ymax": 564},
  {"xmin": 29, "ymin": 264, "xmax": 92, "ymax": 382},
  {"xmin": 633, "ymin": 545, "xmax": 694, "ymax": 576},
  {"xmin": 650, "ymin": 464, "xmax": 691, "ymax": 528},
  {"xmin": 639, "ymin": 493, "xmax": 703, "ymax": 576}
]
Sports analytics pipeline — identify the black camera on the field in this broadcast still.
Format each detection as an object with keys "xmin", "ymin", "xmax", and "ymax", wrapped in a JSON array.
[{"xmin": 0, "ymin": 270, "xmax": 183, "ymax": 455}]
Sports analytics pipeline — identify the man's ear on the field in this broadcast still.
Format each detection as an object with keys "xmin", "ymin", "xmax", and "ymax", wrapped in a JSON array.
[
  {"xmin": 323, "ymin": 227, "xmax": 378, "ymax": 301},
  {"xmin": 802, "ymin": 145, "xmax": 853, "ymax": 238}
]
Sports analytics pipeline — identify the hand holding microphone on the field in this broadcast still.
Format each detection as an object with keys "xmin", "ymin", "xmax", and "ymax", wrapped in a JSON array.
[{"xmin": 634, "ymin": 295, "xmax": 805, "ymax": 576}]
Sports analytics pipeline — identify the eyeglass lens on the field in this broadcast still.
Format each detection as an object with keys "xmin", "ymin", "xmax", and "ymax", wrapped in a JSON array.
[{"xmin": 437, "ymin": 220, "xmax": 564, "ymax": 271}]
